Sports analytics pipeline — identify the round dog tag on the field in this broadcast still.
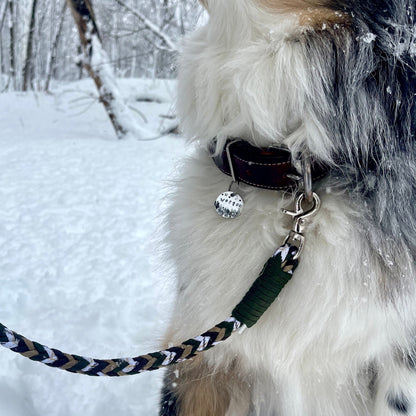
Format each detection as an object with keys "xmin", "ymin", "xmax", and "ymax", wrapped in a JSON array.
[{"xmin": 214, "ymin": 191, "xmax": 244, "ymax": 219}]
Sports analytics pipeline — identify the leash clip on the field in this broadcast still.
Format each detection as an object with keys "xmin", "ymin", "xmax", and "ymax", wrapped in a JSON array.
[{"xmin": 282, "ymin": 192, "xmax": 320, "ymax": 259}]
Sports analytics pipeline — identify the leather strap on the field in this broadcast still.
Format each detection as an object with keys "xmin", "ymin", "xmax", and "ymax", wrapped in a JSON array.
[{"xmin": 211, "ymin": 140, "xmax": 329, "ymax": 191}]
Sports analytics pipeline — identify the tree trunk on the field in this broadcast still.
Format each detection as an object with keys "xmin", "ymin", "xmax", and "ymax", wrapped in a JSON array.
[
  {"xmin": 0, "ymin": 2, "xmax": 7, "ymax": 31},
  {"xmin": 178, "ymin": 0, "xmax": 186, "ymax": 36},
  {"xmin": 0, "ymin": 2, "xmax": 7, "ymax": 76},
  {"xmin": 7, "ymin": 0, "xmax": 16, "ymax": 90},
  {"xmin": 76, "ymin": 45, "xmax": 83, "ymax": 80},
  {"xmin": 66, "ymin": 0, "xmax": 147, "ymax": 139},
  {"xmin": 45, "ymin": 1, "xmax": 67, "ymax": 92},
  {"xmin": 22, "ymin": 0, "xmax": 38, "ymax": 91},
  {"xmin": 33, "ymin": 5, "xmax": 47, "ymax": 90}
]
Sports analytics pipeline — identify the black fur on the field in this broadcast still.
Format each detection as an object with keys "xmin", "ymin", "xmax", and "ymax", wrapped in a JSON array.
[
  {"xmin": 297, "ymin": 1, "xmax": 416, "ymax": 275},
  {"xmin": 387, "ymin": 391, "xmax": 411, "ymax": 413},
  {"xmin": 159, "ymin": 370, "xmax": 179, "ymax": 416}
]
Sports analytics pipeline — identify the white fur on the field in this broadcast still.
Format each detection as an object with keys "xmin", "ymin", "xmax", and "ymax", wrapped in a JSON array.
[
  {"xmin": 164, "ymin": 1, "xmax": 416, "ymax": 415},
  {"xmin": 177, "ymin": 0, "xmax": 333, "ymax": 160}
]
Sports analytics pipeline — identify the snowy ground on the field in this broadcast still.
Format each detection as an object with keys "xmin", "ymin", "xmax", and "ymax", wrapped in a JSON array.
[{"xmin": 0, "ymin": 79, "xmax": 187, "ymax": 416}]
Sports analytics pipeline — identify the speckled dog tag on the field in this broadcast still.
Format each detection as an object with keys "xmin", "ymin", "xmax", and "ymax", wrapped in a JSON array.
[{"xmin": 214, "ymin": 191, "xmax": 244, "ymax": 219}]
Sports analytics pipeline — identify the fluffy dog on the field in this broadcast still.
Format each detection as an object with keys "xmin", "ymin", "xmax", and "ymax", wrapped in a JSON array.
[{"xmin": 160, "ymin": 1, "xmax": 416, "ymax": 415}]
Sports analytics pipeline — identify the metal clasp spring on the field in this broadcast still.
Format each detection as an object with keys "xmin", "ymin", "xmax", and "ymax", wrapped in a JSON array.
[{"xmin": 282, "ymin": 192, "xmax": 321, "ymax": 259}]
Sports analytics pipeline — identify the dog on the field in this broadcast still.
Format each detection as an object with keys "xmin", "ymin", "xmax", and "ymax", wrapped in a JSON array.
[{"xmin": 159, "ymin": 1, "xmax": 416, "ymax": 415}]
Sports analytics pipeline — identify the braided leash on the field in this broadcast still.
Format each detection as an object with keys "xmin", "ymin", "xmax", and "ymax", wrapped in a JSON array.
[
  {"xmin": 0, "ymin": 244, "xmax": 298, "ymax": 376},
  {"xmin": 0, "ymin": 192, "xmax": 319, "ymax": 377}
]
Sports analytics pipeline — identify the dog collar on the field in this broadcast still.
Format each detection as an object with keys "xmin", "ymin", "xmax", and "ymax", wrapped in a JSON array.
[{"xmin": 211, "ymin": 140, "xmax": 329, "ymax": 191}]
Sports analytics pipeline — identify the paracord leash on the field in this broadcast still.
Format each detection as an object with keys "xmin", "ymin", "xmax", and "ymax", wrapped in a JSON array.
[{"xmin": 0, "ymin": 192, "xmax": 320, "ymax": 377}]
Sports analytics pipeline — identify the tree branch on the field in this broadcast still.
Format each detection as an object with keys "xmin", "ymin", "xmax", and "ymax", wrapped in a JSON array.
[{"xmin": 114, "ymin": 0, "xmax": 178, "ymax": 52}]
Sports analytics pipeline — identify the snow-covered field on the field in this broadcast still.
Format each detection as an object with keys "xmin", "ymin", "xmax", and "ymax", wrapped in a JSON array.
[{"xmin": 0, "ymin": 79, "xmax": 187, "ymax": 416}]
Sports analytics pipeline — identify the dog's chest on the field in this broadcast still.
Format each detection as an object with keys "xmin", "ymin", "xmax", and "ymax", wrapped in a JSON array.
[{"xmin": 167, "ymin": 151, "xmax": 409, "ymax": 375}]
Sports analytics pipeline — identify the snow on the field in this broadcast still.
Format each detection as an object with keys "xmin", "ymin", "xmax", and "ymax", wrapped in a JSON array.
[
  {"xmin": 0, "ymin": 78, "xmax": 186, "ymax": 415},
  {"xmin": 361, "ymin": 32, "xmax": 376, "ymax": 44}
]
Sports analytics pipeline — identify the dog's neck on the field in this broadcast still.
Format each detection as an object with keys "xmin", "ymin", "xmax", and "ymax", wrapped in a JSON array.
[
  {"xmin": 177, "ymin": 7, "xmax": 308, "ymax": 153},
  {"xmin": 176, "ymin": 1, "xmax": 352, "ymax": 166}
]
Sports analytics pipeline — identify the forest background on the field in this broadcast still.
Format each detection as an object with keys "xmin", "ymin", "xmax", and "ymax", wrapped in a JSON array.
[
  {"xmin": 0, "ymin": 0, "xmax": 202, "ymax": 92},
  {"xmin": 0, "ymin": 1, "xmax": 205, "ymax": 415}
]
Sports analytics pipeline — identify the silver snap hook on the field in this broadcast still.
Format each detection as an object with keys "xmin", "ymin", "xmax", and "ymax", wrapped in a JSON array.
[{"xmin": 282, "ymin": 192, "xmax": 321, "ymax": 259}]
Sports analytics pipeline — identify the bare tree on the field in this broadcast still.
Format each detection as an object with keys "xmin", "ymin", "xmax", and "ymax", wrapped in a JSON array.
[
  {"xmin": 0, "ymin": 2, "xmax": 7, "ymax": 75},
  {"xmin": 0, "ymin": 3, "xmax": 6, "ymax": 32},
  {"xmin": 66, "ymin": 0, "xmax": 148, "ymax": 139},
  {"xmin": 22, "ymin": 0, "xmax": 38, "ymax": 91},
  {"xmin": 45, "ymin": 1, "xmax": 67, "ymax": 92},
  {"xmin": 7, "ymin": 0, "xmax": 16, "ymax": 90},
  {"xmin": 114, "ymin": 0, "xmax": 178, "ymax": 52},
  {"xmin": 178, "ymin": 0, "xmax": 186, "ymax": 36},
  {"xmin": 0, "ymin": 0, "xmax": 203, "ymax": 91}
]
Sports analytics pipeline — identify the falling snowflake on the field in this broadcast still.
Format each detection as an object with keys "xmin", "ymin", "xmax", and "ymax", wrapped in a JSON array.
[{"xmin": 362, "ymin": 32, "xmax": 377, "ymax": 44}]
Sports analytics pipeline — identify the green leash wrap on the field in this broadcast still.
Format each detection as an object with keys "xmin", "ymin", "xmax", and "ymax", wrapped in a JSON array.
[
  {"xmin": 0, "ymin": 243, "xmax": 299, "ymax": 377},
  {"xmin": 232, "ymin": 244, "xmax": 299, "ymax": 328}
]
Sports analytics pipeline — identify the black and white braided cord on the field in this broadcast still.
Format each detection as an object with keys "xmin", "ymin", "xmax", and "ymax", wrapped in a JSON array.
[
  {"xmin": 0, "ymin": 318, "xmax": 242, "ymax": 377},
  {"xmin": 0, "ymin": 243, "xmax": 298, "ymax": 377}
]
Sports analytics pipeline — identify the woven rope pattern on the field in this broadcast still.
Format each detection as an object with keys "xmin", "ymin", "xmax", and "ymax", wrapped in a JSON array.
[
  {"xmin": 0, "ymin": 318, "xmax": 241, "ymax": 376},
  {"xmin": 0, "ymin": 243, "xmax": 298, "ymax": 377}
]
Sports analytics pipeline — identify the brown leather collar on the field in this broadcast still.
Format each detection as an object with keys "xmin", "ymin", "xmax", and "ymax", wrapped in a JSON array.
[{"xmin": 211, "ymin": 140, "xmax": 329, "ymax": 191}]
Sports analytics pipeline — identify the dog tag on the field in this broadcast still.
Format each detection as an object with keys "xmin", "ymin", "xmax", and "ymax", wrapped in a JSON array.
[{"xmin": 214, "ymin": 191, "xmax": 244, "ymax": 219}]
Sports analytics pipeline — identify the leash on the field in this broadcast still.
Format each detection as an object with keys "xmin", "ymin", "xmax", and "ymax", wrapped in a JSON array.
[{"xmin": 0, "ymin": 191, "xmax": 320, "ymax": 377}]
